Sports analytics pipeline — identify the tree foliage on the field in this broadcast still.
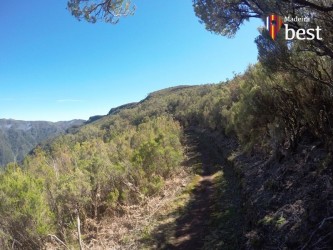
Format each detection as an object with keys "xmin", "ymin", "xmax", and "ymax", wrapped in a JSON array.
[
  {"xmin": 192, "ymin": 0, "xmax": 333, "ymax": 153},
  {"xmin": 67, "ymin": 0, "xmax": 135, "ymax": 23},
  {"xmin": 194, "ymin": 0, "xmax": 333, "ymax": 87}
]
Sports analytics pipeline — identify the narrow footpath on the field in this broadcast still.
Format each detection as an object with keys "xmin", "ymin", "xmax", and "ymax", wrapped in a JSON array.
[{"xmin": 147, "ymin": 129, "xmax": 244, "ymax": 249}]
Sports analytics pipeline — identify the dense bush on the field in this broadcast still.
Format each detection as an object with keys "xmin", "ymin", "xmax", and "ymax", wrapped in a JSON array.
[
  {"xmin": 0, "ymin": 114, "xmax": 184, "ymax": 247},
  {"xmin": 0, "ymin": 164, "xmax": 55, "ymax": 249}
]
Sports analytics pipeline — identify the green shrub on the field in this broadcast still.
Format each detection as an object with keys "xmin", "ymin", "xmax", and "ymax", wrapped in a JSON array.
[{"xmin": 0, "ymin": 167, "xmax": 55, "ymax": 249}]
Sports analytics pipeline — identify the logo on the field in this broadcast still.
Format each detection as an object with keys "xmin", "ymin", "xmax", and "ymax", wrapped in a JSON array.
[
  {"xmin": 266, "ymin": 14, "xmax": 284, "ymax": 40},
  {"xmin": 265, "ymin": 14, "xmax": 323, "ymax": 41}
]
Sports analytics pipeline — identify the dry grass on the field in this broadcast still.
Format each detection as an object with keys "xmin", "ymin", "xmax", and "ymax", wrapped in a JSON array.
[{"xmin": 80, "ymin": 168, "xmax": 191, "ymax": 250}]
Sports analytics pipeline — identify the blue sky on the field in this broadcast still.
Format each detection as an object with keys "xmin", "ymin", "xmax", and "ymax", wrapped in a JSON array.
[{"xmin": 0, "ymin": 0, "xmax": 262, "ymax": 122}]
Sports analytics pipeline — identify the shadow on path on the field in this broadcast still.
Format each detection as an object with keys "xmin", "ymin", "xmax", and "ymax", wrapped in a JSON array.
[{"xmin": 147, "ymin": 128, "xmax": 243, "ymax": 249}]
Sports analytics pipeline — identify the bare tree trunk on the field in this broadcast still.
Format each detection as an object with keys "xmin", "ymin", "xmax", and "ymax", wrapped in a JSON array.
[
  {"xmin": 76, "ymin": 206, "xmax": 83, "ymax": 250},
  {"xmin": 94, "ymin": 183, "xmax": 100, "ymax": 237}
]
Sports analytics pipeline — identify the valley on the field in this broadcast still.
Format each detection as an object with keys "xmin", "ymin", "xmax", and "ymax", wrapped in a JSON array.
[{"xmin": 0, "ymin": 119, "xmax": 85, "ymax": 166}]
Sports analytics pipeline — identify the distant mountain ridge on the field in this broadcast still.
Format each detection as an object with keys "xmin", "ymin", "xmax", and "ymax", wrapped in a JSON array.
[{"xmin": 0, "ymin": 119, "xmax": 85, "ymax": 166}]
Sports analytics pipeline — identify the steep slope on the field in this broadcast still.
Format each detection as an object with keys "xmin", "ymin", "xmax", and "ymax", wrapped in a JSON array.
[{"xmin": 0, "ymin": 119, "xmax": 85, "ymax": 166}]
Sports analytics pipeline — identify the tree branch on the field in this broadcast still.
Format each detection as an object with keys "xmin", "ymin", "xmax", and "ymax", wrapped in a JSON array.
[{"xmin": 48, "ymin": 234, "xmax": 69, "ymax": 249}]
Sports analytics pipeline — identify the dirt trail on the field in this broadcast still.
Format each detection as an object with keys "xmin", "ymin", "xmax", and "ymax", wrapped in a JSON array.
[
  {"xmin": 167, "ymin": 130, "xmax": 221, "ymax": 249},
  {"xmin": 150, "ymin": 129, "xmax": 243, "ymax": 249}
]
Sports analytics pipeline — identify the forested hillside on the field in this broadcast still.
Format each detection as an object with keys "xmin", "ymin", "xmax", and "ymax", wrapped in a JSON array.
[
  {"xmin": 1, "ymin": 61, "xmax": 333, "ymax": 248},
  {"xmin": 0, "ymin": 119, "xmax": 84, "ymax": 166},
  {"xmin": 1, "ymin": 0, "xmax": 333, "ymax": 249}
]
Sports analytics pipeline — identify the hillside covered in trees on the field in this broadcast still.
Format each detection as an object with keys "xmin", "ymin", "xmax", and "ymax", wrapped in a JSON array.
[
  {"xmin": 0, "ymin": 119, "xmax": 85, "ymax": 167},
  {"xmin": 1, "ymin": 0, "xmax": 333, "ymax": 249},
  {"xmin": 1, "ymin": 61, "xmax": 333, "ymax": 248}
]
